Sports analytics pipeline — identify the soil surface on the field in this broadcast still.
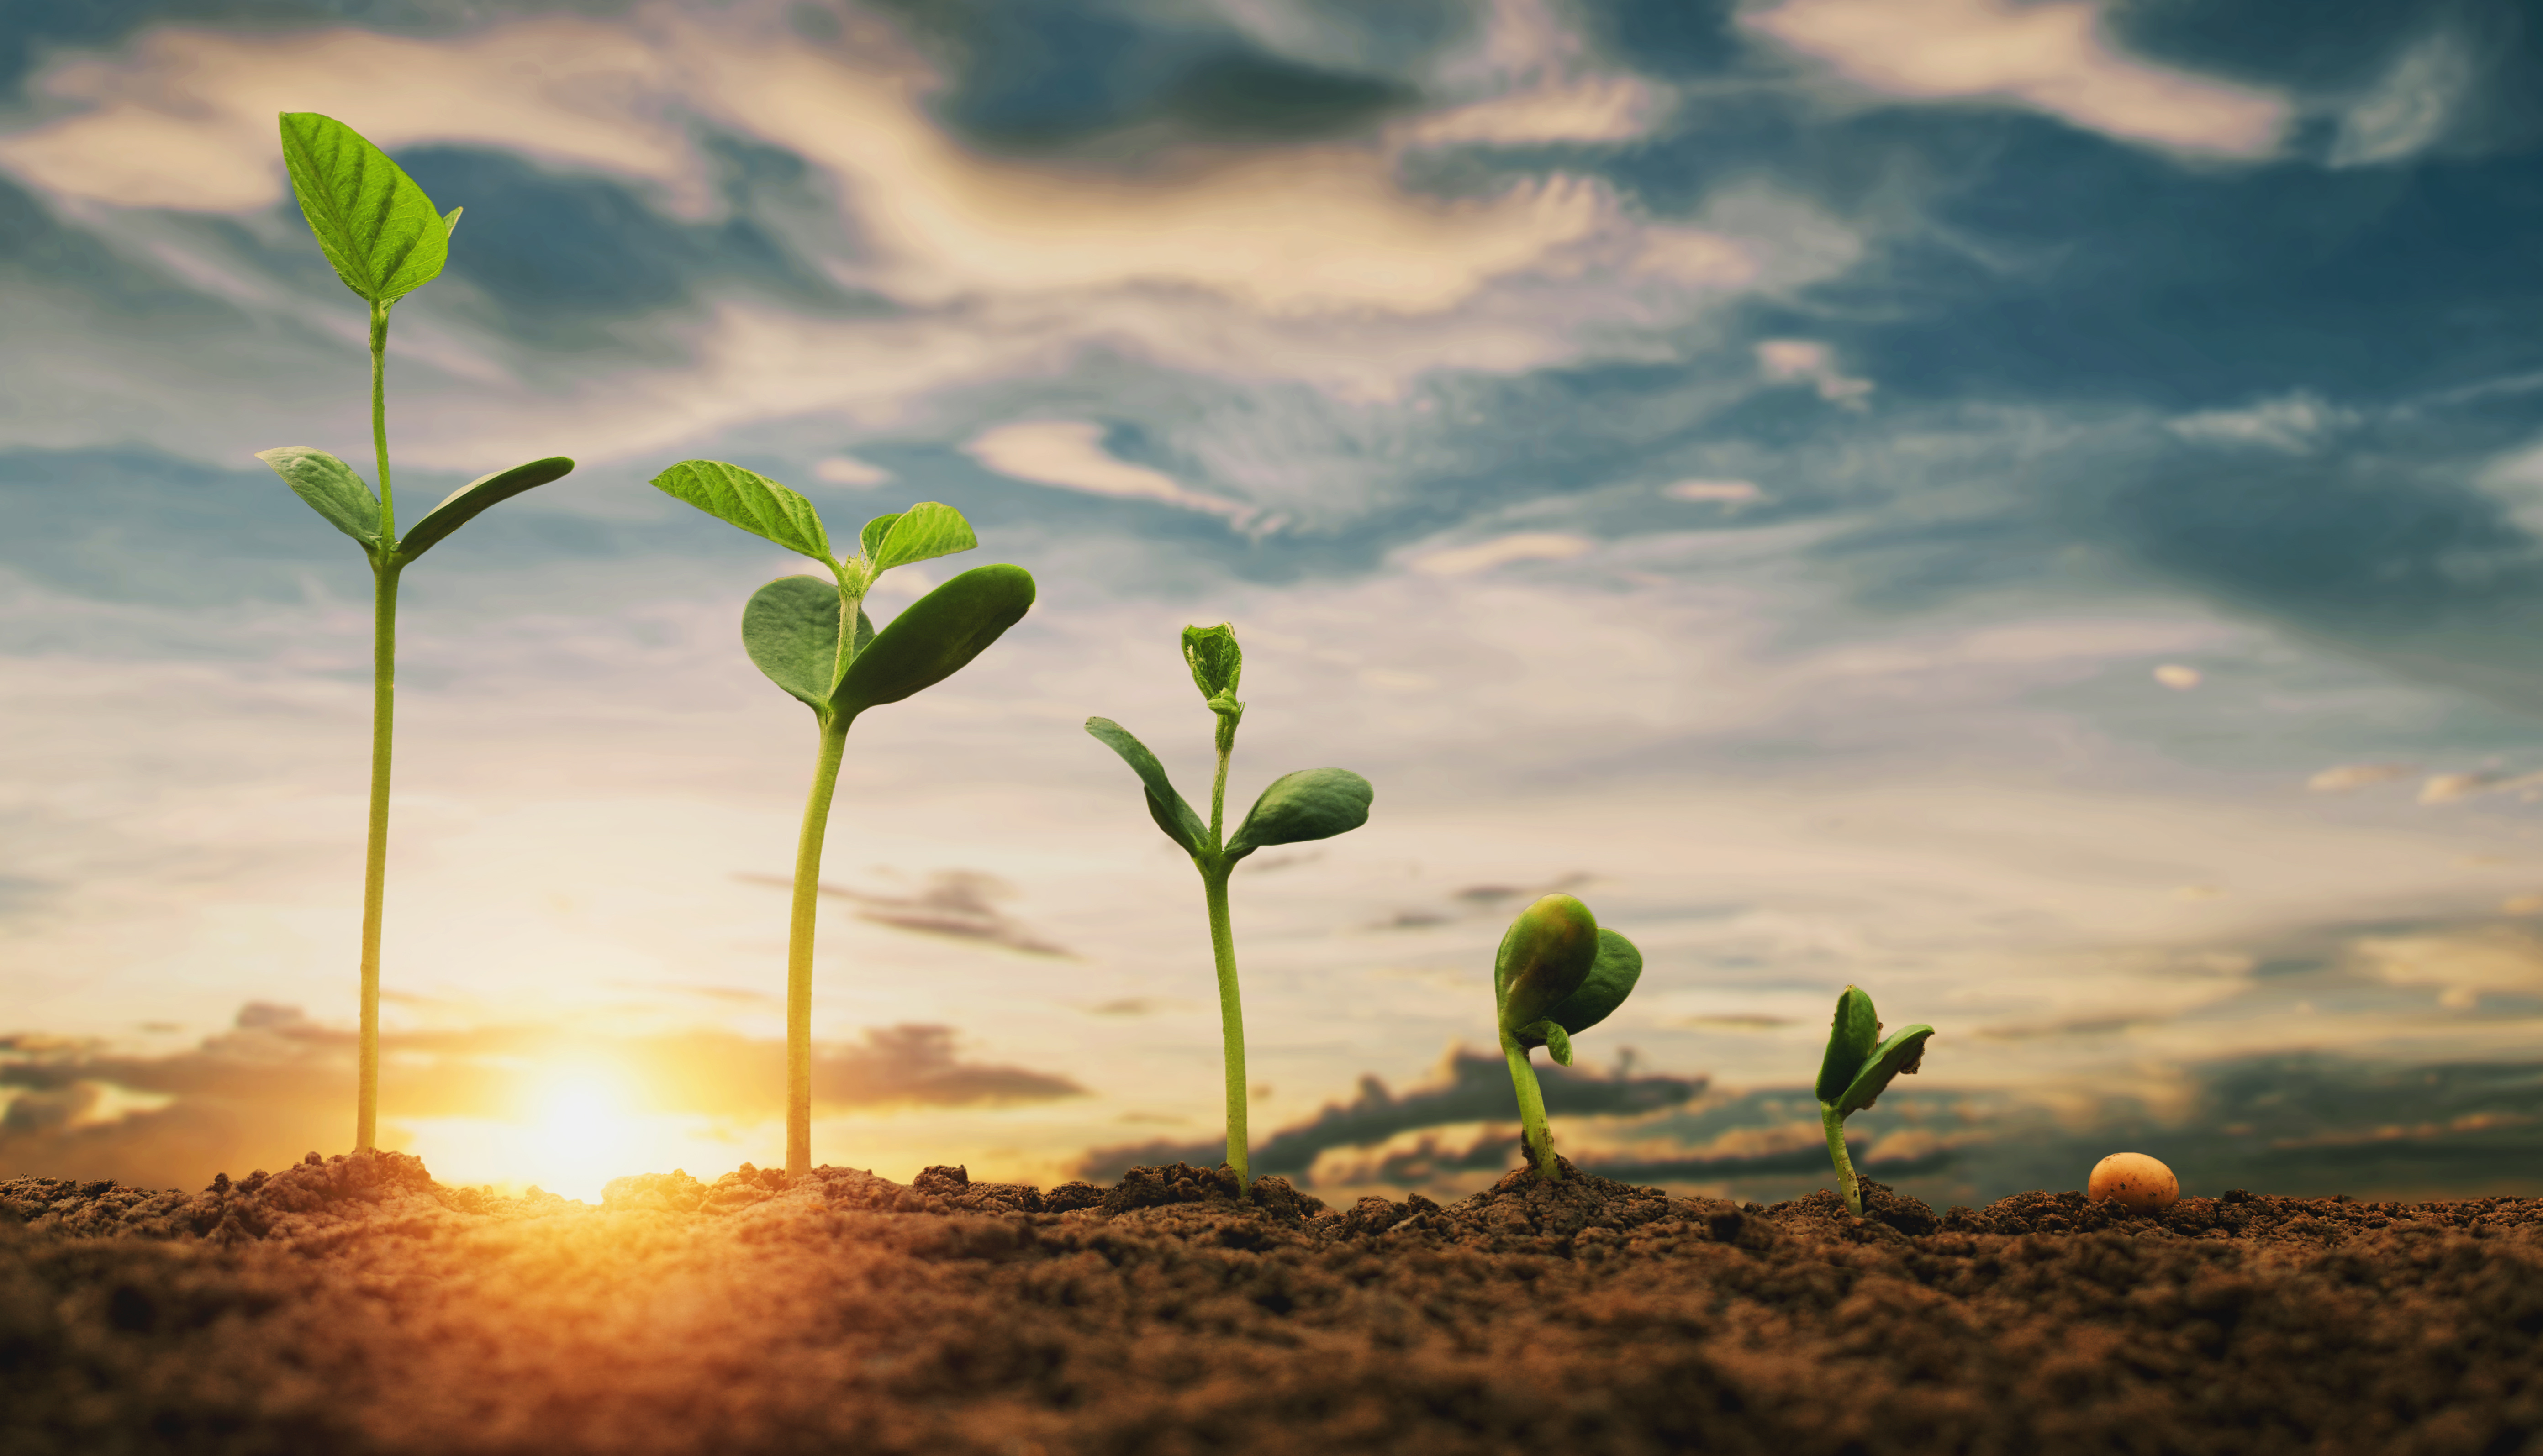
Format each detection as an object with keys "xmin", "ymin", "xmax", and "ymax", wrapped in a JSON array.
[{"xmin": 5, "ymin": 1150, "xmax": 2539, "ymax": 1455}]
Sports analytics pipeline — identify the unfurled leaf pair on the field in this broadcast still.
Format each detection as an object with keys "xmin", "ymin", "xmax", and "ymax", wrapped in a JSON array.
[
  {"xmin": 1492, "ymin": 894, "xmax": 1644, "ymax": 1178},
  {"xmin": 259, "ymin": 448, "xmax": 575, "ymax": 568},
  {"xmin": 1815, "ymin": 985, "xmax": 1936, "ymax": 1216}
]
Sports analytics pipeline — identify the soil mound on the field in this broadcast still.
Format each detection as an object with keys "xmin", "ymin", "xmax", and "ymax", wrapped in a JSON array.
[{"xmin": 5, "ymin": 1156, "xmax": 2540, "ymax": 1454}]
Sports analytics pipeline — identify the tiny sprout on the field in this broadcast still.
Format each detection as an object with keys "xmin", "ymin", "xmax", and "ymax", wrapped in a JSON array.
[
  {"xmin": 1086, "ymin": 624, "xmax": 1372, "ymax": 1187},
  {"xmin": 1814, "ymin": 984, "xmax": 1935, "ymax": 1217},
  {"xmin": 256, "ymin": 112, "xmax": 575, "ymax": 1151},
  {"xmin": 1492, "ymin": 893, "xmax": 1643, "ymax": 1181},
  {"xmin": 652, "ymin": 459, "xmax": 1035, "ymax": 1178}
]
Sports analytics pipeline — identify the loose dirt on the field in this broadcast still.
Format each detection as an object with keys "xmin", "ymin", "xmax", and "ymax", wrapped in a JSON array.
[{"xmin": 5, "ymin": 1149, "xmax": 2538, "ymax": 1455}]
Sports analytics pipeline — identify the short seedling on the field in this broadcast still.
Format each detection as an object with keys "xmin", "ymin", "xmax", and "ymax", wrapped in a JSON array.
[
  {"xmin": 652, "ymin": 460, "xmax": 1034, "ymax": 1177},
  {"xmin": 1814, "ymin": 985, "xmax": 1935, "ymax": 1217},
  {"xmin": 1087, "ymin": 625, "xmax": 1372, "ymax": 1187},
  {"xmin": 1491, "ymin": 893, "xmax": 1643, "ymax": 1180},
  {"xmin": 256, "ymin": 113, "xmax": 575, "ymax": 1151}
]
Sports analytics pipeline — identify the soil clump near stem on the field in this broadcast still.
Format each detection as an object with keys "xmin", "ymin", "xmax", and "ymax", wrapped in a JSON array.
[{"xmin": 5, "ymin": 1150, "xmax": 2539, "ymax": 1454}]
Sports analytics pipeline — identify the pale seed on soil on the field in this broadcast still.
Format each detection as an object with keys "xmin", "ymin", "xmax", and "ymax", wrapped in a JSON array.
[{"xmin": 2087, "ymin": 1151, "xmax": 2179, "ymax": 1212}]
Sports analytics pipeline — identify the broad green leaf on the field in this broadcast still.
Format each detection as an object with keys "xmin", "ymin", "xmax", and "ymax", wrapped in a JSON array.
[
  {"xmin": 1224, "ymin": 767, "xmax": 1371, "ymax": 859},
  {"xmin": 1182, "ymin": 623, "xmax": 1241, "ymax": 702},
  {"xmin": 742, "ymin": 576, "xmax": 843, "ymax": 711},
  {"xmin": 393, "ymin": 456, "xmax": 574, "ymax": 563},
  {"xmin": 651, "ymin": 460, "xmax": 834, "ymax": 565},
  {"xmin": 834, "ymin": 563, "xmax": 1034, "ymax": 719},
  {"xmin": 278, "ymin": 112, "xmax": 450, "ymax": 305},
  {"xmin": 1833, "ymin": 1024, "xmax": 1935, "ymax": 1116},
  {"xmin": 1085, "ymin": 717, "xmax": 1207, "ymax": 855},
  {"xmin": 1541, "ymin": 928, "xmax": 1642, "ymax": 1038},
  {"xmin": 1516, "ymin": 1020, "xmax": 1574, "ymax": 1067},
  {"xmin": 256, "ymin": 446, "xmax": 380, "ymax": 548},
  {"xmin": 1496, "ymin": 893, "xmax": 1599, "ymax": 1035},
  {"xmin": 1814, "ymin": 985, "xmax": 1880, "ymax": 1105},
  {"xmin": 870, "ymin": 502, "xmax": 976, "ymax": 573},
  {"xmin": 859, "ymin": 513, "xmax": 901, "ymax": 560}
]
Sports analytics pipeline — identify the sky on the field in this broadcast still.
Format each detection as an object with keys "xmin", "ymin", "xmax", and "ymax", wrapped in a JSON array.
[{"xmin": 4, "ymin": 0, "xmax": 2543, "ymax": 1206}]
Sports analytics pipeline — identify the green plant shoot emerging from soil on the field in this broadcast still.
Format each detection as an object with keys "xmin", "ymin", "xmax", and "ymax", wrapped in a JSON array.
[
  {"xmin": 651, "ymin": 461, "xmax": 1035, "ymax": 1178},
  {"xmin": 1814, "ymin": 985, "xmax": 1935, "ymax": 1216},
  {"xmin": 257, "ymin": 113, "xmax": 576, "ymax": 1152},
  {"xmin": 1492, "ymin": 893, "xmax": 1643, "ymax": 1180},
  {"xmin": 1087, "ymin": 625, "xmax": 1373, "ymax": 1187}
]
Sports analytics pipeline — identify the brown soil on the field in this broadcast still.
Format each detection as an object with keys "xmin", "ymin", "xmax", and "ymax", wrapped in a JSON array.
[{"xmin": 5, "ymin": 1150, "xmax": 2539, "ymax": 1455}]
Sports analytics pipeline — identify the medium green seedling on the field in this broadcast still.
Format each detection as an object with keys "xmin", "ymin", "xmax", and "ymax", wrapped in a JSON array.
[
  {"xmin": 652, "ymin": 459, "xmax": 1034, "ymax": 1177},
  {"xmin": 256, "ymin": 113, "xmax": 575, "ymax": 1151},
  {"xmin": 1086, "ymin": 625, "xmax": 1372, "ymax": 1187},
  {"xmin": 1491, "ymin": 893, "xmax": 1643, "ymax": 1181},
  {"xmin": 1814, "ymin": 984, "xmax": 1935, "ymax": 1217}
]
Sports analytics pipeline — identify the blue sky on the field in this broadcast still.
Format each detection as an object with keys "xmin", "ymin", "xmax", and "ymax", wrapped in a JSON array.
[{"xmin": 4, "ymin": 0, "xmax": 2543, "ymax": 1204}]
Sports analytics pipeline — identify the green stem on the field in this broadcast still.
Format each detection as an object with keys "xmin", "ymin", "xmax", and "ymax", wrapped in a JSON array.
[
  {"xmin": 355, "ymin": 560, "xmax": 400, "ymax": 1151},
  {"xmin": 1821, "ymin": 1103, "xmax": 1861, "ymax": 1216},
  {"xmin": 370, "ymin": 300, "xmax": 396, "ymax": 536},
  {"xmin": 1202, "ymin": 867, "xmax": 1248, "ymax": 1187},
  {"xmin": 785, "ymin": 714, "xmax": 851, "ymax": 1179},
  {"xmin": 1500, "ymin": 1026, "xmax": 1558, "ymax": 1179}
]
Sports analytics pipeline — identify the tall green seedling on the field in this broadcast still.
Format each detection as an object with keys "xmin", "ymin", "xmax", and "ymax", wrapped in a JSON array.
[
  {"xmin": 1490, "ymin": 893, "xmax": 1643, "ymax": 1180},
  {"xmin": 258, "ymin": 113, "xmax": 575, "ymax": 1151},
  {"xmin": 1814, "ymin": 985, "xmax": 1935, "ymax": 1216},
  {"xmin": 652, "ymin": 460, "xmax": 1035, "ymax": 1177},
  {"xmin": 1087, "ymin": 625, "xmax": 1372, "ymax": 1187}
]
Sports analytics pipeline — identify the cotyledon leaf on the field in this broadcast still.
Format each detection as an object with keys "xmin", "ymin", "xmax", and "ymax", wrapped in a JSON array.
[
  {"xmin": 651, "ymin": 459, "xmax": 834, "ymax": 565},
  {"xmin": 1529, "ymin": 928, "xmax": 1642, "ymax": 1043},
  {"xmin": 1833, "ymin": 1024, "xmax": 1934, "ymax": 1117},
  {"xmin": 1084, "ymin": 717, "xmax": 1208, "ymax": 856},
  {"xmin": 278, "ymin": 112, "xmax": 450, "ymax": 305},
  {"xmin": 1496, "ymin": 893, "xmax": 1599, "ymax": 1035},
  {"xmin": 393, "ymin": 457, "xmax": 574, "ymax": 563},
  {"xmin": 1223, "ymin": 767, "xmax": 1371, "ymax": 860},
  {"xmin": 833, "ymin": 563, "xmax": 1034, "ymax": 718},
  {"xmin": 1815, "ymin": 985, "xmax": 1881, "ymax": 1105},
  {"xmin": 256, "ymin": 447, "xmax": 380, "ymax": 550},
  {"xmin": 741, "ymin": 576, "xmax": 865, "ymax": 712},
  {"xmin": 870, "ymin": 502, "xmax": 976, "ymax": 573}
]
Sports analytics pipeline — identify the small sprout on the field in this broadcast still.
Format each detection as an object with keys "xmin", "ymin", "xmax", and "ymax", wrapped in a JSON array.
[
  {"xmin": 1086, "ymin": 624, "xmax": 1372, "ymax": 1187},
  {"xmin": 1814, "ymin": 984, "xmax": 1935, "ymax": 1217},
  {"xmin": 653, "ymin": 460, "xmax": 1035, "ymax": 1178},
  {"xmin": 2088, "ymin": 1152, "xmax": 2179, "ymax": 1213},
  {"xmin": 256, "ymin": 113, "xmax": 575, "ymax": 1151},
  {"xmin": 1491, "ymin": 893, "xmax": 1643, "ymax": 1181}
]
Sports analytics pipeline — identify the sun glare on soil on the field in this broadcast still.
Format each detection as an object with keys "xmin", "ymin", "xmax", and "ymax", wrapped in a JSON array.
[{"xmin": 401, "ymin": 1065, "xmax": 767, "ymax": 1204}]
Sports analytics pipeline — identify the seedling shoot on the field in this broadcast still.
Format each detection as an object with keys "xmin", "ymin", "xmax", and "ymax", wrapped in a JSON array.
[
  {"xmin": 256, "ymin": 112, "xmax": 575, "ymax": 1151},
  {"xmin": 1813, "ymin": 984, "xmax": 1936, "ymax": 1216},
  {"xmin": 1087, "ymin": 625, "xmax": 1372, "ymax": 1187},
  {"xmin": 651, "ymin": 460, "xmax": 1034, "ymax": 1177},
  {"xmin": 1490, "ymin": 893, "xmax": 1643, "ymax": 1180}
]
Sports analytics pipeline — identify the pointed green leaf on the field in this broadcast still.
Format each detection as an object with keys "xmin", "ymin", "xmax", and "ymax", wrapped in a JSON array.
[
  {"xmin": 870, "ymin": 502, "xmax": 976, "ymax": 573},
  {"xmin": 1516, "ymin": 1020, "xmax": 1574, "ymax": 1067},
  {"xmin": 741, "ymin": 576, "xmax": 844, "ymax": 711},
  {"xmin": 443, "ymin": 206, "xmax": 463, "ymax": 237},
  {"xmin": 834, "ymin": 563, "xmax": 1034, "ymax": 719},
  {"xmin": 278, "ymin": 112, "xmax": 450, "ymax": 305},
  {"xmin": 1224, "ymin": 767, "xmax": 1371, "ymax": 860},
  {"xmin": 393, "ymin": 456, "xmax": 574, "ymax": 563},
  {"xmin": 256, "ymin": 447, "xmax": 380, "ymax": 549},
  {"xmin": 1815, "ymin": 985, "xmax": 1880, "ymax": 1105},
  {"xmin": 1541, "ymin": 928, "xmax": 1642, "ymax": 1038},
  {"xmin": 1182, "ymin": 623, "xmax": 1242, "ymax": 702},
  {"xmin": 1083, "ymin": 718, "xmax": 1207, "ymax": 855},
  {"xmin": 651, "ymin": 460, "xmax": 834, "ymax": 565},
  {"xmin": 859, "ymin": 512, "xmax": 901, "ymax": 560},
  {"xmin": 1833, "ymin": 1024, "xmax": 1935, "ymax": 1116},
  {"xmin": 1496, "ymin": 893, "xmax": 1599, "ymax": 1034}
]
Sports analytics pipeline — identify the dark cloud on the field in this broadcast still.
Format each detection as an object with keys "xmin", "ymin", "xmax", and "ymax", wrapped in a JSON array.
[{"xmin": 743, "ymin": 869, "xmax": 1072, "ymax": 956}]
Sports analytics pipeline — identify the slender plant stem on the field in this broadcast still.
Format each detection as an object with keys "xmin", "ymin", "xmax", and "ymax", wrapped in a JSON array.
[
  {"xmin": 1202, "ymin": 867, "xmax": 1247, "ymax": 1187},
  {"xmin": 355, "ymin": 561, "xmax": 400, "ymax": 1151},
  {"xmin": 1208, "ymin": 731, "xmax": 1231, "ymax": 843},
  {"xmin": 369, "ymin": 300, "xmax": 396, "ymax": 535},
  {"xmin": 1821, "ymin": 1103, "xmax": 1860, "ymax": 1216},
  {"xmin": 785, "ymin": 715, "xmax": 851, "ymax": 1179},
  {"xmin": 1500, "ymin": 1027, "xmax": 1558, "ymax": 1179}
]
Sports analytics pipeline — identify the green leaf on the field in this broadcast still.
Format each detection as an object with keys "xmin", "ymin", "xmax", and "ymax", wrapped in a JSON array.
[
  {"xmin": 870, "ymin": 502, "xmax": 977, "ymax": 573},
  {"xmin": 1541, "ymin": 928, "xmax": 1642, "ymax": 1038},
  {"xmin": 741, "ymin": 576, "xmax": 844, "ymax": 712},
  {"xmin": 834, "ymin": 563, "xmax": 1034, "ymax": 719},
  {"xmin": 256, "ymin": 447, "xmax": 380, "ymax": 549},
  {"xmin": 1814, "ymin": 985, "xmax": 1880, "ymax": 1105},
  {"xmin": 443, "ymin": 206, "xmax": 463, "ymax": 237},
  {"xmin": 1181, "ymin": 623, "xmax": 1242, "ymax": 702},
  {"xmin": 1496, "ymin": 893, "xmax": 1599, "ymax": 1034},
  {"xmin": 1084, "ymin": 717, "xmax": 1207, "ymax": 856},
  {"xmin": 859, "ymin": 513, "xmax": 901, "ymax": 560},
  {"xmin": 278, "ymin": 112, "xmax": 450, "ymax": 305},
  {"xmin": 1224, "ymin": 767, "xmax": 1371, "ymax": 859},
  {"xmin": 651, "ymin": 459, "xmax": 834, "ymax": 565},
  {"xmin": 1833, "ymin": 1024, "xmax": 1935, "ymax": 1117},
  {"xmin": 1516, "ymin": 1020, "xmax": 1574, "ymax": 1067},
  {"xmin": 393, "ymin": 457, "xmax": 574, "ymax": 563}
]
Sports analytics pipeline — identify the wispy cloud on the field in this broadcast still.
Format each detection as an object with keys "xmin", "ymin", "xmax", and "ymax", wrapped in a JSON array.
[
  {"xmin": 1407, "ymin": 531, "xmax": 1594, "ymax": 576},
  {"xmin": 2167, "ymin": 393, "xmax": 2358, "ymax": 453},
  {"xmin": 2329, "ymin": 32, "xmax": 2474, "ymax": 168},
  {"xmin": 962, "ymin": 421, "xmax": 1255, "ymax": 523}
]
